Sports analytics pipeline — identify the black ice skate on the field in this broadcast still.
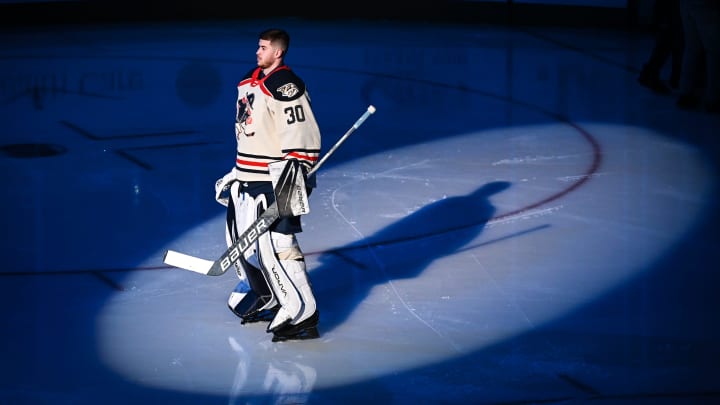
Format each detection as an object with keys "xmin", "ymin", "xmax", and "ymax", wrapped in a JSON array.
[
  {"xmin": 271, "ymin": 311, "xmax": 320, "ymax": 342},
  {"xmin": 241, "ymin": 305, "xmax": 279, "ymax": 324}
]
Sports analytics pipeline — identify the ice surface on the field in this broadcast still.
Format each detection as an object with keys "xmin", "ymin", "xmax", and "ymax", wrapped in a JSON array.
[{"xmin": 2, "ymin": 17, "xmax": 719, "ymax": 405}]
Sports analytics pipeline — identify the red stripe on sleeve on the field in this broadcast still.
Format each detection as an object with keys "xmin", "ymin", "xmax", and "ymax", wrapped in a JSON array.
[
  {"xmin": 236, "ymin": 159, "xmax": 269, "ymax": 168},
  {"xmin": 286, "ymin": 152, "xmax": 318, "ymax": 162}
]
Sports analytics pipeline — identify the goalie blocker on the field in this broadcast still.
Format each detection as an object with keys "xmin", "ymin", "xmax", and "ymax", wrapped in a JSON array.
[{"xmin": 269, "ymin": 159, "xmax": 310, "ymax": 218}]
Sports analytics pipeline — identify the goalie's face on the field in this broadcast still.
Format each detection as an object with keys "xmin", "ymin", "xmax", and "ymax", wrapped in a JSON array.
[{"xmin": 256, "ymin": 39, "xmax": 282, "ymax": 70}]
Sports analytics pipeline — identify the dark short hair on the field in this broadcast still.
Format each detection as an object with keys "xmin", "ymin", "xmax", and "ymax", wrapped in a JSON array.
[{"xmin": 259, "ymin": 28, "xmax": 290, "ymax": 57}]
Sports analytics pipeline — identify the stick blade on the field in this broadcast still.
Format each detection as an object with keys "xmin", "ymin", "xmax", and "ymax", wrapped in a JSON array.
[{"xmin": 163, "ymin": 250, "xmax": 215, "ymax": 275}]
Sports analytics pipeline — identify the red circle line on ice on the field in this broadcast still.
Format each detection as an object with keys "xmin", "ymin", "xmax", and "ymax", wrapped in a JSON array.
[
  {"xmin": 306, "ymin": 118, "xmax": 601, "ymax": 256},
  {"xmin": 303, "ymin": 69, "xmax": 604, "ymax": 254}
]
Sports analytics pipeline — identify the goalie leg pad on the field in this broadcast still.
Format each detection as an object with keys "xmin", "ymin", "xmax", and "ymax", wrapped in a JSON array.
[
  {"xmin": 226, "ymin": 188, "xmax": 278, "ymax": 320},
  {"xmin": 257, "ymin": 231, "xmax": 302, "ymax": 331},
  {"xmin": 225, "ymin": 182, "xmax": 264, "ymax": 280},
  {"xmin": 258, "ymin": 232, "xmax": 318, "ymax": 332},
  {"xmin": 280, "ymin": 258, "xmax": 317, "ymax": 326},
  {"xmin": 233, "ymin": 264, "xmax": 279, "ymax": 323}
]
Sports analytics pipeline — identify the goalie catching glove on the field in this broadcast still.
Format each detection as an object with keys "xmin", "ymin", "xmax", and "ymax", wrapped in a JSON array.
[{"xmin": 215, "ymin": 171, "xmax": 237, "ymax": 207}]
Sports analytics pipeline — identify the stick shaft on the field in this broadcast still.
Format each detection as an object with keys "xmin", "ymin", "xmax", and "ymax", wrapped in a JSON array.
[{"xmin": 308, "ymin": 105, "xmax": 375, "ymax": 177}]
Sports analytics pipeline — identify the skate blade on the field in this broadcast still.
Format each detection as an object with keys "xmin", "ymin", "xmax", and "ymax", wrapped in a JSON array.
[{"xmin": 272, "ymin": 326, "xmax": 320, "ymax": 342}]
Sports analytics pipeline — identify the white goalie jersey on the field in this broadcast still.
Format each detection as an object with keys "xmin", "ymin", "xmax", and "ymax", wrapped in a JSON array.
[{"xmin": 233, "ymin": 65, "xmax": 321, "ymax": 183}]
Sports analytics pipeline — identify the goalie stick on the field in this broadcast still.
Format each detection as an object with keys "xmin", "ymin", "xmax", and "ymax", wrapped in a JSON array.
[{"xmin": 164, "ymin": 104, "xmax": 377, "ymax": 276}]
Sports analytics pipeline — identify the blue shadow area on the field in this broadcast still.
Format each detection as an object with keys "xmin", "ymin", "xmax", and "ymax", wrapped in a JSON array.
[{"xmin": 313, "ymin": 181, "xmax": 512, "ymax": 333}]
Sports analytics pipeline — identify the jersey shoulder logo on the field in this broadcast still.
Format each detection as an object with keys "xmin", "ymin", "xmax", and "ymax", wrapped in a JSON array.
[{"xmin": 277, "ymin": 83, "xmax": 299, "ymax": 98}]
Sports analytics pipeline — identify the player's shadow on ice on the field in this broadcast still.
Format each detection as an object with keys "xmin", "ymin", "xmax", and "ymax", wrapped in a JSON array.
[{"xmin": 310, "ymin": 181, "xmax": 512, "ymax": 334}]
